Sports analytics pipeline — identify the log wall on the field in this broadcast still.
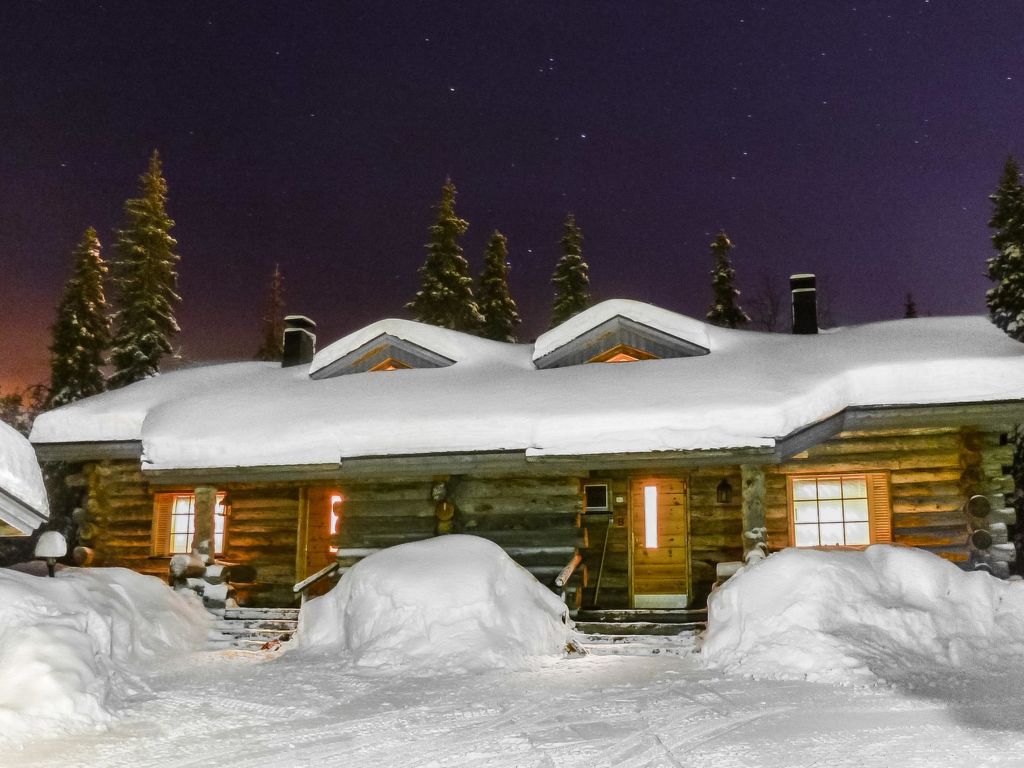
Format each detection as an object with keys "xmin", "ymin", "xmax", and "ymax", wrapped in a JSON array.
[
  {"xmin": 78, "ymin": 461, "xmax": 302, "ymax": 606},
  {"xmin": 763, "ymin": 427, "xmax": 1015, "ymax": 563}
]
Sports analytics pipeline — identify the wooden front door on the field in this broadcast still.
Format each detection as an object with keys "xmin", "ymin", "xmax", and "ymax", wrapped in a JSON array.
[{"xmin": 630, "ymin": 477, "xmax": 688, "ymax": 608}]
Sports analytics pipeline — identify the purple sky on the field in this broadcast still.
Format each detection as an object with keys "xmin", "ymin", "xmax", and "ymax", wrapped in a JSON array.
[{"xmin": 2, "ymin": 1, "xmax": 1022, "ymax": 393}]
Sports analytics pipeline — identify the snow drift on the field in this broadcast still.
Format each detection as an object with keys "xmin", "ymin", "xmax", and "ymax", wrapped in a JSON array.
[
  {"xmin": 297, "ymin": 535, "xmax": 575, "ymax": 673},
  {"xmin": 0, "ymin": 567, "xmax": 211, "ymax": 740},
  {"xmin": 702, "ymin": 545, "xmax": 1024, "ymax": 685}
]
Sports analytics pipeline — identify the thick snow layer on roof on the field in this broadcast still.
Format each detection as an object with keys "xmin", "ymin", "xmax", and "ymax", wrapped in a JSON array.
[
  {"xmin": 0, "ymin": 567, "xmax": 210, "ymax": 742},
  {"xmin": 0, "ymin": 420, "xmax": 48, "ymax": 519},
  {"xmin": 30, "ymin": 312, "xmax": 1024, "ymax": 470},
  {"xmin": 297, "ymin": 535, "xmax": 573, "ymax": 673},
  {"xmin": 310, "ymin": 318, "xmax": 508, "ymax": 376},
  {"xmin": 701, "ymin": 546, "xmax": 1024, "ymax": 685},
  {"xmin": 533, "ymin": 299, "xmax": 714, "ymax": 361}
]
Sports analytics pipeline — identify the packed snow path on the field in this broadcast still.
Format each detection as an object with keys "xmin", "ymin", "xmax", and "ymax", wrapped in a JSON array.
[{"xmin": 10, "ymin": 650, "xmax": 1024, "ymax": 768}]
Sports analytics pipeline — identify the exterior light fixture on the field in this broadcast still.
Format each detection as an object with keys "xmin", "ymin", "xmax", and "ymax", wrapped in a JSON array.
[
  {"xmin": 716, "ymin": 479, "xmax": 733, "ymax": 504},
  {"xmin": 34, "ymin": 531, "xmax": 68, "ymax": 577}
]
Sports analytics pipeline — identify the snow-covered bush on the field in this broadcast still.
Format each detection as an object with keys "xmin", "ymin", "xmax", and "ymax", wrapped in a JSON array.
[
  {"xmin": 702, "ymin": 545, "xmax": 1024, "ymax": 685},
  {"xmin": 297, "ymin": 535, "xmax": 575, "ymax": 673},
  {"xmin": 0, "ymin": 567, "xmax": 211, "ymax": 740}
]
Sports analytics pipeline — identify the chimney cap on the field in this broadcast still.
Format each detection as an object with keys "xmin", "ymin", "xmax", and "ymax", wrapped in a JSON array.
[{"xmin": 284, "ymin": 315, "xmax": 316, "ymax": 331}]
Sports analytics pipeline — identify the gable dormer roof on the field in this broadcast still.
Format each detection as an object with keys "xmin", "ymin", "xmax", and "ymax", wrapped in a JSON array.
[
  {"xmin": 309, "ymin": 318, "xmax": 494, "ymax": 379},
  {"xmin": 532, "ymin": 299, "xmax": 712, "ymax": 369}
]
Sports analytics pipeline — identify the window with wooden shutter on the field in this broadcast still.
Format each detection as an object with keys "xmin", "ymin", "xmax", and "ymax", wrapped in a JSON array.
[
  {"xmin": 788, "ymin": 472, "xmax": 892, "ymax": 548},
  {"xmin": 151, "ymin": 493, "xmax": 174, "ymax": 556}
]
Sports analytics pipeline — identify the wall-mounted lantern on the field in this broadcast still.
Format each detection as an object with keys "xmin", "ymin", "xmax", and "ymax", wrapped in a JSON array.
[{"xmin": 716, "ymin": 478, "xmax": 733, "ymax": 505}]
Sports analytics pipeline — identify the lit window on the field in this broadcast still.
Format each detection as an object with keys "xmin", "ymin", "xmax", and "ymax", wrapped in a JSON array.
[
  {"xmin": 329, "ymin": 494, "xmax": 343, "ymax": 554},
  {"xmin": 588, "ymin": 344, "xmax": 658, "ymax": 364},
  {"xmin": 791, "ymin": 475, "xmax": 872, "ymax": 547},
  {"xmin": 644, "ymin": 485, "xmax": 658, "ymax": 549},
  {"xmin": 369, "ymin": 357, "xmax": 411, "ymax": 372},
  {"xmin": 161, "ymin": 493, "xmax": 226, "ymax": 555}
]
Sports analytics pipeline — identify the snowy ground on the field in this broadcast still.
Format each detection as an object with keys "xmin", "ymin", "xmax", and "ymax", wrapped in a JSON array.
[{"xmin": 9, "ymin": 646, "xmax": 1024, "ymax": 768}]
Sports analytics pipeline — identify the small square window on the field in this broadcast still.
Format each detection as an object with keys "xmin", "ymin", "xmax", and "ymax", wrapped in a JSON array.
[
  {"xmin": 584, "ymin": 484, "xmax": 610, "ymax": 512},
  {"xmin": 789, "ymin": 474, "xmax": 883, "ymax": 549}
]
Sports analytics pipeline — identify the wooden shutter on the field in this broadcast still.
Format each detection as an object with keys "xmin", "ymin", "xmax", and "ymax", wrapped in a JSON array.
[
  {"xmin": 151, "ymin": 493, "xmax": 174, "ymax": 556},
  {"xmin": 868, "ymin": 472, "xmax": 892, "ymax": 544}
]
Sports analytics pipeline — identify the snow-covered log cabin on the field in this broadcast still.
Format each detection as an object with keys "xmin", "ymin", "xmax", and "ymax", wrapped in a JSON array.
[{"xmin": 30, "ymin": 277, "xmax": 1024, "ymax": 609}]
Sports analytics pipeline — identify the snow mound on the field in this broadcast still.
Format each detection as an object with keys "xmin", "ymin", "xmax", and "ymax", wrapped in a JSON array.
[
  {"xmin": 0, "ymin": 567, "xmax": 211, "ymax": 741},
  {"xmin": 297, "ymin": 535, "xmax": 575, "ymax": 673},
  {"xmin": 701, "ymin": 546, "xmax": 1024, "ymax": 686}
]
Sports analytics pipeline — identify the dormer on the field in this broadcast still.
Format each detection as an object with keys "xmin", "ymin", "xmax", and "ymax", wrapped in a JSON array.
[
  {"xmin": 532, "ymin": 300, "xmax": 711, "ymax": 370},
  {"xmin": 309, "ymin": 319, "xmax": 465, "ymax": 379}
]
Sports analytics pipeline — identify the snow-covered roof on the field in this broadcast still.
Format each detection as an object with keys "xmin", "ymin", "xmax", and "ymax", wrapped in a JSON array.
[
  {"xmin": 29, "ymin": 302, "xmax": 1024, "ymax": 471},
  {"xmin": 0, "ymin": 420, "xmax": 49, "ymax": 533}
]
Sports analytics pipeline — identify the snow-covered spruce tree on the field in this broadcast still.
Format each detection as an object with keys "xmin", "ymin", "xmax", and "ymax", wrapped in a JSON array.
[
  {"xmin": 706, "ymin": 231, "xmax": 749, "ymax": 329},
  {"xmin": 477, "ymin": 231, "xmax": 521, "ymax": 342},
  {"xmin": 108, "ymin": 151, "xmax": 181, "ymax": 389},
  {"xmin": 407, "ymin": 178, "xmax": 483, "ymax": 332},
  {"xmin": 255, "ymin": 263, "xmax": 285, "ymax": 361},
  {"xmin": 47, "ymin": 227, "xmax": 110, "ymax": 408},
  {"xmin": 550, "ymin": 213, "xmax": 590, "ymax": 327},
  {"xmin": 986, "ymin": 156, "xmax": 1024, "ymax": 342}
]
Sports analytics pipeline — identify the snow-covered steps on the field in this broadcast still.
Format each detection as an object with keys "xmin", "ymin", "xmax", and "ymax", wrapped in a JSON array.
[
  {"xmin": 575, "ymin": 609, "xmax": 705, "ymax": 656},
  {"xmin": 209, "ymin": 607, "xmax": 300, "ymax": 650}
]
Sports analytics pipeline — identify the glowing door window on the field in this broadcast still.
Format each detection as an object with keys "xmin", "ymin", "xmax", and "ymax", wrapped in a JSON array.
[
  {"xmin": 644, "ymin": 485, "xmax": 658, "ymax": 549},
  {"xmin": 329, "ymin": 494, "xmax": 343, "ymax": 554}
]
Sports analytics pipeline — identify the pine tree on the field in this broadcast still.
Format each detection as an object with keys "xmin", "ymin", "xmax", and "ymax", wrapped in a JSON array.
[
  {"xmin": 109, "ymin": 150, "xmax": 181, "ymax": 388},
  {"xmin": 904, "ymin": 293, "xmax": 918, "ymax": 319},
  {"xmin": 476, "ymin": 231, "xmax": 521, "ymax": 343},
  {"xmin": 47, "ymin": 228, "xmax": 110, "ymax": 408},
  {"xmin": 255, "ymin": 264, "xmax": 286, "ymax": 361},
  {"xmin": 407, "ymin": 178, "xmax": 483, "ymax": 332},
  {"xmin": 550, "ymin": 213, "xmax": 590, "ymax": 327},
  {"xmin": 706, "ymin": 231, "xmax": 749, "ymax": 328},
  {"xmin": 986, "ymin": 156, "xmax": 1024, "ymax": 342}
]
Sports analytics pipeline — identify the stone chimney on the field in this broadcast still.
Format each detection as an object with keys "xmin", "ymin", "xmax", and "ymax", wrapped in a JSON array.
[
  {"xmin": 790, "ymin": 274, "xmax": 818, "ymax": 335},
  {"xmin": 282, "ymin": 315, "xmax": 316, "ymax": 367}
]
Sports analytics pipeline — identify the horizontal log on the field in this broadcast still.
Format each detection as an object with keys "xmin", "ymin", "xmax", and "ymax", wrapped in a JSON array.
[
  {"xmin": 342, "ymin": 500, "xmax": 436, "ymax": 518},
  {"xmin": 460, "ymin": 512, "xmax": 580, "ymax": 531},
  {"xmin": 892, "ymin": 498, "xmax": 964, "ymax": 515},
  {"xmin": 456, "ymin": 497, "xmax": 580, "ymax": 516},
  {"xmin": 340, "ymin": 483, "xmax": 432, "ymax": 502},
  {"xmin": 453, "ymin": 478, "xmax": 581, "ymax": 500},
  {"xmin": 476, "ymin": 530, "xmax": 585, "ymax": 548},
  {"xmin": 893, "ymin": 527, "xmax": 967, "ymax": 547},
  {"xmin": 891, "ymin": 468, "xmax": 965, "ymax": 484},
  {"xmin": 892, "ymin": 511, "xmax": 969, "ymax": 529}
]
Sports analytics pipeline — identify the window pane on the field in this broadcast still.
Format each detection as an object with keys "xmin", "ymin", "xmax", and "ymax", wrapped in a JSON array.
[
  {"xmin": 842, "ymin": 477, "xmax": 867, "ymax": 499},
  {"xmin": 795, "ymin": 524, "xmax": 819, "ymax": 546},
  {"xmin": 793, "ymin": 479, "xmax": 818, "ymax": 500},
  {"xmin": 173, "ymin": 495, "xmax": 195, "ymax": 516},
  {"xmin": 819, "ymin": 523, "xmax": 845, "ymax": 545},
  {"xmin": 845, "ymin": 522, "xmax": 870, "ymax": 545},
  {"xmin": 818, "ymin": 499, "xmax": 844, "ymax": 523},
  {"xmin": 171, "ymin": 533, "xmax": 190, "ymax": 554},
  {"xmin": 816, "ymin": 479, "xmax": 842, "ymax": 500},
  {"xmin": 844, "ymin": 498, "xmax": 869, "ymax": 522},
  {"xmin": 794, "ymin": 500, "xmax": 819, "ymax": 524}
]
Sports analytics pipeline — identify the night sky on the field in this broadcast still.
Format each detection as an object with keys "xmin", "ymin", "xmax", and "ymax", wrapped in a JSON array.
[{"xmin": 2, "ymin": 1, "xmax": 1023, "ymax": 393}]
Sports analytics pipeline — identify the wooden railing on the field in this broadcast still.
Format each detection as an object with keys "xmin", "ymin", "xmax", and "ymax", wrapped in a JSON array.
[
  {"xmin": 292, "ymin": 561, "xmax": 341, "ymax": 605},
  {"xmin": 554, "ymin": 552, "xmax": 583, "ymax": 589}
]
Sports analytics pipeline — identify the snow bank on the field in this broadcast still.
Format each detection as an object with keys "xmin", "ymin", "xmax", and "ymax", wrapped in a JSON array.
[
  {"xmin": 0, "ymin": 419, "xmax": 48, "ymax": 523},
  {"xmin": 297, "ymin": 536, "xmax": 574, "ymax": 673},
  {"xmin": 0, "ymin": 567, "xmax": 211, "ymax": 740},
  {"xmin": 702, "ymin": 546, "xmax": 1024, "ymax": 685}
]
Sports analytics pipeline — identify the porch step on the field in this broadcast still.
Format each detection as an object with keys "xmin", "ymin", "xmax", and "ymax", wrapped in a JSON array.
[
  {"xmin": 575, "ymin": 608, "xmax": 707, "ymax": 625},
  {"xmin": 574, "ymin": 608, "xmax": 704, "ymax": 656},
  {"xmin": 208, "ymin": 607, "xmax": 300, "ymax": 650},
  {"xmin": 581, "ymin": 633, "xmax": 699, "ymax": 656}
]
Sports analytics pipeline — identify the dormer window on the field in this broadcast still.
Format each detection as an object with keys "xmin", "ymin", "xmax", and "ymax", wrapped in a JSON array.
[
  {"xmin": 368, "ymin": 357, "xmax": 411, "ymax": 372},
  {"xmin": 589, "ymin": 344, "xmax": 658, "ymax": 364}
]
